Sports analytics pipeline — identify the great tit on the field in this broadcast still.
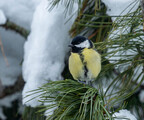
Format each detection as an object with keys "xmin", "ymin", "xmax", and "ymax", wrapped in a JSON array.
[{"xmin": 68, "ymin": 36, "xmax": 101, "ymax": 84}]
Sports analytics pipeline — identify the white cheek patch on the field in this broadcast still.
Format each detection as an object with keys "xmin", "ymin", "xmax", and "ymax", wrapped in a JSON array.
[{"xmin": 75, "ymin": 40, "xmax": 90, "ymax": 48}]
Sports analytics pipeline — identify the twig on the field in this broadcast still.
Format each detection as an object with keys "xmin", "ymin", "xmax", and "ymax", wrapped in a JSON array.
[
  {"xmin": 0, "ymin": 20, "xmax": 29, "ymax": 39},
  {"xmin": 0, "ymin": 37, "xmax": 9, "ymax": 66}
]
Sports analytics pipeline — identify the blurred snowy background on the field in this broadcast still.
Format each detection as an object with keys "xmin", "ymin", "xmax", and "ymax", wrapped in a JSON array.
[
  {"xmin": 0, "ymin": 0, "xmax": 143, "ymax": 120},
  {"xmin": 0, "ymin": 0, "xmax": 40, "ymax": 119}
]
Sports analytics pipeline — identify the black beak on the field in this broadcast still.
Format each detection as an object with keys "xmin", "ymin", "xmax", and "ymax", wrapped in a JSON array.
[{"xmin": 68, "ymin": 44, "xmax": 74, "ymax": 47}]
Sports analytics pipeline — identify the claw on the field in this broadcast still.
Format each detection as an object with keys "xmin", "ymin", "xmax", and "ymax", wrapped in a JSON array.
[
  {"xmin": 78, "ymin": 80, "xmax": 86, "ymax": 84},
  {"xmin": 78, "ymin": 80, "xmax": 93, "ymax": 87}
]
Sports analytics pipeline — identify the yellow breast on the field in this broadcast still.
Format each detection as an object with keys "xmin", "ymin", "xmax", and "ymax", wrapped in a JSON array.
[
  {"xmin": 68, "ymin": 53, "xmax": 84, "ymax": 80},
  {"xmin": 69, "ymin": 48, "xmax": 101, "ymax": 81},
  {"xmin": 82, "ymin": 48, "xmax": 101, "ymax": 80}
]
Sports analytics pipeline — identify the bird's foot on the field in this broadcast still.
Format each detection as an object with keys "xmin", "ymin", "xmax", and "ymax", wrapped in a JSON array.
[
  {"xmin": 78, "ymin": 80, "xmax": 86, "ymax": 84},
  {"xmin": 78, "ymin": 80, "xmax": 93, "ymax": 87}
]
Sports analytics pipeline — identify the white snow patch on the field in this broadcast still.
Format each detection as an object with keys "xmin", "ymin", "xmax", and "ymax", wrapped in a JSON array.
[
  {"xmin": 113, "ymin": 109, "xmax": 137, "ymax": 120},
  {"xmin": 133, "ymin": 65, "xmax": 144, "ymax": 85},
  {"xmin": 22, "ymin": 0, "xmax": 78, "ymax": 107},
  {"xmin": 0, "ymin": 9, "xmax": 6, "ymax": 25},
  {"xmin": 102, "ymin": 0, "xmax": 140, "ymax": 21},
  {"xmin": 0, "ymin": 0, "xmax": 41, "ymax": 29},
  {"xmin": 44, "ymin": 101, "xmax": 57, "ymax": 117}
]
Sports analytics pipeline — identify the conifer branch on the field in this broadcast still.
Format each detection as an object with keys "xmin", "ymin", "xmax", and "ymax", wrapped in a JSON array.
[{"xmin": 0, "ymin": 20, "xmax": 29, "ymax": 39}]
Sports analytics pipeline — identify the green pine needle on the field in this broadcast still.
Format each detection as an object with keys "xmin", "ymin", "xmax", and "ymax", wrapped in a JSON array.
[{"xmin": 28, "ymin": 79, "xmax": 113, "ymax": 120}]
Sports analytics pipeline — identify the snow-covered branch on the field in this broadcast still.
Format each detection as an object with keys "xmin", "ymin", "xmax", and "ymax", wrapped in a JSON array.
[{"xmin": 0, "ymin": 20, "xmax": 29, "ymax": 39}]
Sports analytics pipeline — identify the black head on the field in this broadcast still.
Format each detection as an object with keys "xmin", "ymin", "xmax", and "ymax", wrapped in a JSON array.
[{"xmin": 69, "ymin": 36, "xmax": 93, "ymax": 53}]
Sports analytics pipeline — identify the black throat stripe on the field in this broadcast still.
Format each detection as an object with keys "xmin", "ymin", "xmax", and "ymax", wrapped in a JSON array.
[{"xmin": 79, "ymin": 52, "xmax": 88, "ymax": 78}]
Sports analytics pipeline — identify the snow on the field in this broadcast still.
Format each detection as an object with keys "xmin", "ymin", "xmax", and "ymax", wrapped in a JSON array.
[
  {"xmin": 139, "ymin": 90, "xmax": 144, "ymax": 103},
  {"xmin": 44, "ymin": 101, "xmax": 57, "ymax": 117},
  {"xmin": 0, "ymin": 0, "xmax": 41, "ymax": 29},
  {"xmin": 113, "ymin": 109, "xmax": 137, "ymax": 120},
  {"xmin": 0, "ymin": 9, "xmax": 6, "ymax": 25},
  {"xmin": 22, "ymin": 0, "xmax": 78, "ymax": 107},
  {"xmin": 102, "ymin": 0, "xmax": 139, "ymax": 21},
  {"xmin": 133, "ymin": 65, "xmax": 144, "ymax": 85}
]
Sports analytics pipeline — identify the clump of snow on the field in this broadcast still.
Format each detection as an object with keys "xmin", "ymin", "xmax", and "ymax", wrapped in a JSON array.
[
  {"xmin": 44, "ymin": 101, "xmax": 57, "ymax": 117},
  {"xmin": 139, "ymin": 90, "xmax": 144, "ymax": 103},
  {"xmin": 0, "ymin": 9, "xmax": 6, "ymax": 25},
  {"xmin": 113, "ymin": 109, "xmax": 137, "ymax": 120},
  {"xmin": 0, "ymin": 0, "xmax": 41, "ymax": 29},
  {"xmin": 22, "ymin": 0, "xmax": 78, "ymax": 107},
  {"xmin": 102, "ymin": 0, "xmax": 140, "ymax": 21}
]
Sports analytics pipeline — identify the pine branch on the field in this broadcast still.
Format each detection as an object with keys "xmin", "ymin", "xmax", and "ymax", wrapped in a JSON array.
[
  {"xmin": 48, "ymin": 0, "xmax": 82, "ymax": 15},
  {"xmin": 23, "ymin": 106, "xmax": 46, "ymax": 120},
  {"xmin": 28, "ymin": 79, "xmax": 113, "ymax": 120},
  {"xmin": 69, "ymin": 0, "xmax": 112, "ymax": 42},
  {"xmin": 0, "ymin": 20, "xmax": 29, "ymax": 39}
]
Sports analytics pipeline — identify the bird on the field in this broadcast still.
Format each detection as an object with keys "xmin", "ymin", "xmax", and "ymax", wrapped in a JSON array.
[{"xmin": 68, "ymin": 36, "xmax": 101, "ymax": 85}]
